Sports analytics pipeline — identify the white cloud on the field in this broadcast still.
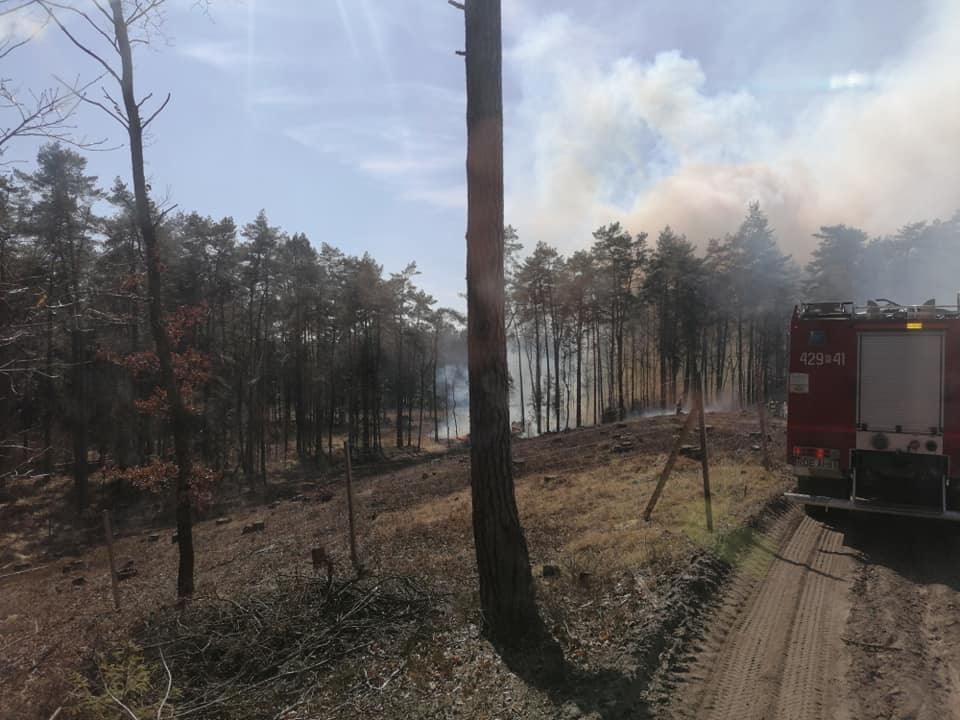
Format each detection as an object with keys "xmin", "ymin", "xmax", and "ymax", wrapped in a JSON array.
[
  {"xmin": 177, "ymin": 40, "xmax": 289, "ymax": 71},
  {"xmin": 282, "ymin": 79, "xmax": 466, "ymax": 210},
  {"xmin": 286, "ymin": 117, "xmax": 463, "ymax": 210},
  {"xmin": 249, "ymin": 87, "xmax": 321, "ymax": 107},
  {"xmin": 0, "ymin": 6, "xmax": 48, "ymax": 44},
  {"xmin": 404, "ymin": 186, "xmax": 466, "ymax": 210},
  {"xmin": 504, "ymin": 0, "xmax": 960, "ymax": 258},
  {"xmin": 178, "ymin": 41, "xmax": 250, "ymax": 69},
  {"xmin": 828, "ymin": 71, "xmax": 875, "ymax": 91},
  {"xmin": 359, "ymin": 156, "xmax": 459, "ymax": 177}
]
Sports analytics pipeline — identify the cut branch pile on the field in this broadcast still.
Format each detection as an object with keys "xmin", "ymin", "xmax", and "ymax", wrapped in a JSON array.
[{"xmin": 137, "ymin": 575, "xmax": 434, "ymax": 719}]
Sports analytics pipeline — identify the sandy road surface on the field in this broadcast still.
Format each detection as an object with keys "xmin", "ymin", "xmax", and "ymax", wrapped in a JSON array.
[{"xmin": 668, "ymin": 507, "xmax": 960, "ymax": 720}]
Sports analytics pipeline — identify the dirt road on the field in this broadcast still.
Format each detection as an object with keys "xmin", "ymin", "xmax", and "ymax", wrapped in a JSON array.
[{"xmin": 668, "ymin": 507, "xmax": 960, "ymax": 720}]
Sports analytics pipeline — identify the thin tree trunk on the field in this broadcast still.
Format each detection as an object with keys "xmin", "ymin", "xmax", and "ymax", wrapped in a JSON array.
[
  {"xmin": 433, "ymin": 332, "xmax": 440, "ymax": 442},
  {"xmin": 737, "ymin": 311, "xmax": 744, "ymax": 407},
  {"xmin": 544, "ymin": 318, "xmax": 551, "ymax": 433},
  {"xmin": 575, "ymin": 312, "xmax": 582, "ymax": 427},
  {"xmin": 534, "ymin": 312, "xmax": 541, "ymax": 435},
  {"xmin": 43, "ymin": 295, "xmax": 53, "ymax": 476},
  {"xmin": 395, "ymin": 324, "xmax": 403, "ymax": 448},
  {"xmin": 71, "ymin": 329, "xmax": 88, "ymax": 513},
  {"xmin": 444, "ymin": 372, "xmax": 451, "ymax": 442},
  {"xmin": 553, "ymin": 326, "xmax": 560, "ymax": 432},
  {"xmin": 616, "ymin": 311, "xmax": 625, "ymax": 420},
  {"xmin": 295, "ymin": 303, "xmax": 305, "ymax": 456},
  {"xmin": 451, "ymin": 375, "xmax": 459, "ymax": 439},
  {"xmin": 607, "ymin": 301, "xmax": 615, "ymax": 418},
  {"xmin": 417, "ymin": 365, "xmax": 425, "ymax": 450},
  {"xmin": 110, "ymin": 0, "xmax": 194, "ymax": 597},
  {"xmin": 515, "ymin": 324, "xmax": 525, "ymax": 433}
]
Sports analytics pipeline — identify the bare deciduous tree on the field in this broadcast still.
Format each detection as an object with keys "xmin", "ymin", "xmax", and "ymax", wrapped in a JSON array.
[
  {"xmin": 28, "ymin": 0, "xmax": 196, "ymax": 596},
  {"xmin": 0, "ymin": 3, "xmax": 106, "ymax": 157}
]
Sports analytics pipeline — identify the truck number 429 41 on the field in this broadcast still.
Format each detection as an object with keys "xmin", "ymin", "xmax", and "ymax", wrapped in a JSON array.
[{"xmin": 799, "ymin": 351, "xmax": 846, "ymax": 367}]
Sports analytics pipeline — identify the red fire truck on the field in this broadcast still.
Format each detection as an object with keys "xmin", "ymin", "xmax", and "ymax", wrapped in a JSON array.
[{"xmin": 785, "ymin": 300, "xmax": 960, "ymax": 519}]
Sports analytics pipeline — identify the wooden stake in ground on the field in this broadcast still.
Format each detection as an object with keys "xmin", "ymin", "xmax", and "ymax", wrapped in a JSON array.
[
  {"xmin": 697, "ymin": 385, "xmax": 714, "ymax": 533},
  {"xmin": 643, "ymin": 404, "xmax": 700, "ymax": 522},
  {"xmin": 758, "ymin": 398, "xmax": 771, "ymax": 470},
  {"xmin": 342, "ymin": 441, "xmax": 363, "ymax": 576},
  {"xmin": 102, "ymin": 510, "xmax": 120, "ymax": 610}
]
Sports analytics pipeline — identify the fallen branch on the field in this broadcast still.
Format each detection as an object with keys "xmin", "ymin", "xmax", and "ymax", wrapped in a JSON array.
[
  {"xmin": 840, "ymin": 636, "xmax": 902, "ymax": 652},
  {"xmin": 136, "ymin": 574, "xmax": 433, "ymax": 718},
  {"xmin": 156, "ymin": 648, "xmax": 172, "ymax": 720},
  {"xmin": 0, "ymin": 564, "xmax": 48, "ymax": 582}
]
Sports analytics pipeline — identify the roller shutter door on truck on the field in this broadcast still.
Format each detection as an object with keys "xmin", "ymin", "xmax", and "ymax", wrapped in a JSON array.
[{"xmin": 858, "ymin": 332, "xmax": 943, "ymax": 434}]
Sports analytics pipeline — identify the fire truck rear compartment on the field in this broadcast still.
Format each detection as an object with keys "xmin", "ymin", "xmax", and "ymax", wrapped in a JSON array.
[
  {"xmin": 857, "ymin": 332, "xmax": 943, "ymax": 437},
  {"xmin": 787, "ymin": 302, "xmax": 960, "ymax": 520},
  {"xmin": 852, "ymin": 450, "xmax": 949, "ymax": 508},
  {"xmin": 851, "ymin": 331, "xmax": 948, "ymax": 511}
]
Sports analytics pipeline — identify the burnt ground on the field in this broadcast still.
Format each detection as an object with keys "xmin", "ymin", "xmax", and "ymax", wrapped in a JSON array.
[{"xmin": 1, "ymin": 410, "xmax": 790, "ymax": 719}]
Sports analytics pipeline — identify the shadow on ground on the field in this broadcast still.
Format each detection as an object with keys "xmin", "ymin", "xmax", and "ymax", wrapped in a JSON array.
[
  {"xmin": 496, "ymin": 553, "xmax": 736, "ymax": 719},
  {"xmin": 499, "ymin": 639, "xmax": 654, "ymax": 720},
  {"xmin": 829, "ymin": 510, "xmax": 960, "ymax": 591}
]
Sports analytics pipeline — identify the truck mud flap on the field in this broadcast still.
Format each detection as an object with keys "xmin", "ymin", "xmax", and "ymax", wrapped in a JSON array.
[{"xmin": 784, "ymin": 492, "xmax": 960, "ymax": 522}]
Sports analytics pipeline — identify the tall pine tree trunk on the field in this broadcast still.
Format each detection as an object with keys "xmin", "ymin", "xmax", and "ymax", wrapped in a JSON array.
[{"xmin": 463, "ymin": 0, "xmax": 543, "ymax": 647}]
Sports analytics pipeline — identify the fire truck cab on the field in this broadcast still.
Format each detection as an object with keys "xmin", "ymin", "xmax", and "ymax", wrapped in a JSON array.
[{"xmin": 785, "ymin": 300, "xmax": 960, "ymax": 520}]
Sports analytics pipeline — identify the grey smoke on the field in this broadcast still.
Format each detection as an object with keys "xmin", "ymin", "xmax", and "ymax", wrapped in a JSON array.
[{"xmin": 503, "ymin": 0, "xmax": 960, "ymax": 260}]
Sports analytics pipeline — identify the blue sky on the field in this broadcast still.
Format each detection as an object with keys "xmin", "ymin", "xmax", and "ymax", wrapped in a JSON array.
[{"xmin": 4, "ymin": 0, "xmax": 959, "ymax": 308}]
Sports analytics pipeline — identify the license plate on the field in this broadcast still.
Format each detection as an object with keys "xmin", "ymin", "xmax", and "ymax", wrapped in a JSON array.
[{"xmin": 795, "ymin": 456, "xmax": 839, "ymax": 470}]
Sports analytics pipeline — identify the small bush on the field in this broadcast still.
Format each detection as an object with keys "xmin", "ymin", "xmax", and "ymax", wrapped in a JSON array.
[{"xmin": 68, "ymin": 642, "xmax": 175, "ymax": 720}]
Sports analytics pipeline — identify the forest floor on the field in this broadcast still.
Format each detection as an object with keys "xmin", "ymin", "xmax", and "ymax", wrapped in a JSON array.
[{"xmin": 1, "ymin": 409, "xmax": 791, "ymax": 720}]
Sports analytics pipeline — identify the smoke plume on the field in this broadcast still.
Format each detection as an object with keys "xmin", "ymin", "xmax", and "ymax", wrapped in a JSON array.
[{"xmin": 503, "ymin": 0, "xmax": 960, "ymax": 257}]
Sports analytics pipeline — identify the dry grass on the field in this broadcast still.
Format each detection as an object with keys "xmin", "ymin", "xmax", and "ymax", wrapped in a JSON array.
[
  {"xmin": 1, "ymin": 411, "xmax": 790, "ymax": 719},
  {"xmin": 371, "ymin": 416, "xmax": 789, "ymax": 584}
]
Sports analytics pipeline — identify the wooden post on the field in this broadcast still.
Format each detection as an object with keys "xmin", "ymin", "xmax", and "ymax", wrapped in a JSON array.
[
  {"xmin": 758, "ymin": 400, "xmax": 771, "ymax": 471},
  {"xmin": 697, "ymin": 384, "xmax": 714, "ymax": 533},
  {"xmin": 342, "ymin": 441, "xmax": 363, "ymax": 576},
  {"xmin": 756, "ymin": 367, "xmax": 771, "ymax": 471},
  {"xmin": 102, "ymin": 510, "xmax": 120, "ymax": 611},
  {"xmin": 643, "ymin": 404, "xmax": 700, "ymax": 521}
]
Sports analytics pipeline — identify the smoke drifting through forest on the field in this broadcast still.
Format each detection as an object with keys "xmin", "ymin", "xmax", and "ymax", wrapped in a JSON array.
[
  {"xmin": 2, "ymin": 143, "xmax": 959, "ymax": 503},
  {"xmin": 506, "ymin": 0, "xmax": 960, "ymax": 261}
]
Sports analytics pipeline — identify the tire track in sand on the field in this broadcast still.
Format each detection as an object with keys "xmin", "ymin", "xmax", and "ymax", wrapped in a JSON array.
[{"xmin": 669, "ymin": 511, "xmax": 855, "ymax": 720}]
